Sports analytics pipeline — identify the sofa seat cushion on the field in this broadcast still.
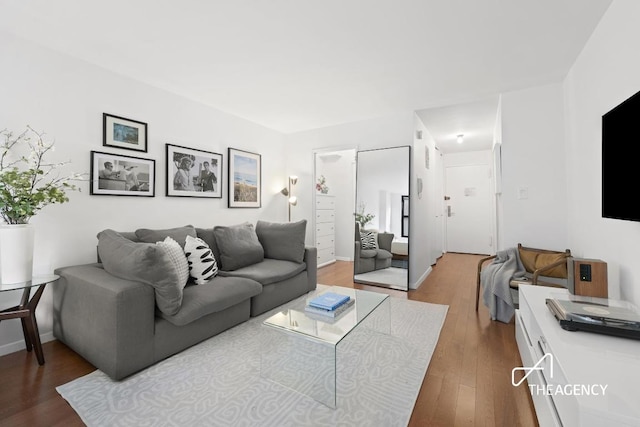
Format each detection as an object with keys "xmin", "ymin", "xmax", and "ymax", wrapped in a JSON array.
[
  {"xmin": 360, "ymin": 249, "xmax": 378, "ymax": 258},
  {"xmin": 376, "ymin": 249, "xmax": 393, "ymax": 260},
  {"xmin": 159, "ymin": 276, "xmax": 262, "ymax": 326},
  {"xmin": 218, "ymin": 259, "xmax": 306, "ymax": 285}
]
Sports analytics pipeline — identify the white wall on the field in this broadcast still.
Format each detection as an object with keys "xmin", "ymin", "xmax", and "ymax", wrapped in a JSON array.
[
  {"xmin": 564, "ymin": 0, "xmax": 640, "ymax": 303},
  {"xmin": 414, "ymin": 115, "xmax": 443, "ymax": 271},
  {"xmin": 0, "ymin": 33, "xmax": 287, "ymax": 355},
  {"xmin": 500, "ymin": 83, "xmax": 569, "ymax": 251}
]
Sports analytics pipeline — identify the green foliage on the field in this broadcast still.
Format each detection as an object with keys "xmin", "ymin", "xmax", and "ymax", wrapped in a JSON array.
[
  {"xmin": 354, "ymin": 202, "xmax": 375, "ymax": 229},
  {"xmin": 0, "ymin": 126, "xmax": 84, "ymax": 224}
]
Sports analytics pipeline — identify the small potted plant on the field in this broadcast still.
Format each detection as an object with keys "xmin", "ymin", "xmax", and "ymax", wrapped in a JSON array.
[
  {"xmin": 355, "ymin": 202, "xmax": 375, "ymax": 230},
  {"xmin": 0, "ymin": 126, "xmax": 84, "ymax": 283}
]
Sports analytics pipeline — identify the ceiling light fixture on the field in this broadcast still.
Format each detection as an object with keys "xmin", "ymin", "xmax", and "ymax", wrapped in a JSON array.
[{"xmin": 457, "ymin": 134, "xmax": 464, "ymax": 144}]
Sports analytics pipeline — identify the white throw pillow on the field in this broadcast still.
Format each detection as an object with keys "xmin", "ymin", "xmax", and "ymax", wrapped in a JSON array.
[
  {"xmin": 184, "ymin": 235, "xmax": 218, "ymax": 285},
  {"xmin": 156, "ymin": 236, "xmax": 190, "ymax": 290}
]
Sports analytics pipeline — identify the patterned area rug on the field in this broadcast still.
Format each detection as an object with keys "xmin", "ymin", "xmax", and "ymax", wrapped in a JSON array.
[{"xmin": 57, "ymin": 285, "xmax": 448, "ymax": 426}]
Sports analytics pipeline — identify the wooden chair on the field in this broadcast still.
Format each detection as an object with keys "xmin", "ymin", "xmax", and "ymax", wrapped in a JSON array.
[{"xmin": 476, "ymin": 243, "xmax": 571, "ymax": 311}]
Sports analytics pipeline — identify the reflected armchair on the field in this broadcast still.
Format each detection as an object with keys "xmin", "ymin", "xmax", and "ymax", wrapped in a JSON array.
[{"xmin": 354, "ymin": 223, "xmax": 394, "ymax": 274}]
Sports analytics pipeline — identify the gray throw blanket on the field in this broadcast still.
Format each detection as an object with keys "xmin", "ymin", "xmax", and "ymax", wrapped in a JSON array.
[{"xmin": 480, "ymin": 247, "xmax": 525, "ymax": 323}]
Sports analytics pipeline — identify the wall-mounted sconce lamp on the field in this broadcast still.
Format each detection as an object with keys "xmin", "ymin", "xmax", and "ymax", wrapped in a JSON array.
[
  {"xmin": 457, "ymin": 134, "xmax": 464, "ymax": 144},
  {"xmin": 281, "ymin": 175, "xmax": 298, "ymax": 221}
]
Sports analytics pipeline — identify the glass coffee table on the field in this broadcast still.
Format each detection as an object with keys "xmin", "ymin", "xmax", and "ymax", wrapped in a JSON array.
[{"xmin": 261, "ymin": 286, "xmax": 390, "ymax": 408}]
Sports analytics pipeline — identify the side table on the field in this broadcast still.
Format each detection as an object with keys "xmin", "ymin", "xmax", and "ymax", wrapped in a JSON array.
[{"xmin": 0, "ymin": 274, "xmax": 60, "ymax": 365}]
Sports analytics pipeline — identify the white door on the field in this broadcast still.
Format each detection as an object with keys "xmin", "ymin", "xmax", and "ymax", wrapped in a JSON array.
[{"xmin": 445, "ymin": 164, "xmax": 493, "ymax": 254}]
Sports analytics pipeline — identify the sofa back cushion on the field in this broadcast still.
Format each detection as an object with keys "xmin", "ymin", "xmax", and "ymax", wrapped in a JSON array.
[
  {"xmin": 195, "ymin": 227, "xmax": 221, "ymax": 263},
  {"xmin": 213, "ymin": 222, "xmax": 264, "ymax": 271},
  {"xmin": 97, "ymin": 229, "xmax": 184, "ymax": 315},
  {"xmin": 135, "ymin": 225, "xmax": 197, "ymax": 248},
  {"xmin": 255, "ymin": 219, "xmax": 306, "ymax": 264}
]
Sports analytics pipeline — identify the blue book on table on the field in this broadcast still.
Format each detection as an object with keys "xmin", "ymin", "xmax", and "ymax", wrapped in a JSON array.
[{"xmin": 308, "ymin": 292, "xmax": 350, "ymax": 311}]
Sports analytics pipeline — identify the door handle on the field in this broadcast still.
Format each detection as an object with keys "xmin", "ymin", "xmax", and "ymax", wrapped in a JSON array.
[{"xmin": 447, "ymin": 206, "xmax": 452, "ymax": 217}]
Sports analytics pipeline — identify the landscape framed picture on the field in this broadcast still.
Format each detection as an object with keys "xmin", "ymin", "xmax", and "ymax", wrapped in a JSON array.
[
  {"xmin": 166, "ymin": 144, "xmax": 223, "ymax": 198},
  {"xmin": 103, "ymin": 113, "xmax": 148, "ymax": 152},
  {"xmin": 228, "ymin": 147, "xmax": 261, "ymax": 208},
  {"xmin": 90, "ymin": 151, "xmax": 155, "ymax": 196}
]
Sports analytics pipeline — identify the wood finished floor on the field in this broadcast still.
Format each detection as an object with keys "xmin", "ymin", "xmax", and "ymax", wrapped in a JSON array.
[{"xmin": 0, "ymin": 253, "xmax": 538, "ymax": 426}]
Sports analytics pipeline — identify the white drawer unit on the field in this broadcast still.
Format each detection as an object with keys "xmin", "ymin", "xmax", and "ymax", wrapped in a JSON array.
[
  {"xmin": 316, "ymin": 222, "xmax": 335, "ymax": 237},
  {"xmin": 315, "ymin": 194, "xmax": 336, "ymax": 268},
  {"xmin": 516, "ymin": 285, "xmax": 640, "ymax": 427},
  {"xmin": 316, "ymin": 195, "xmax": 336, "ymax": 210},
  {"xmin": 315, "ymin": 209, "xmax": 335, "ymax": 223}
]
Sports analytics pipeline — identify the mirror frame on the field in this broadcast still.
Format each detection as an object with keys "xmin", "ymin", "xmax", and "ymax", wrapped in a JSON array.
[{"xmin": 353, "ymin": 146, "xmax": 411, "ymax": 291}]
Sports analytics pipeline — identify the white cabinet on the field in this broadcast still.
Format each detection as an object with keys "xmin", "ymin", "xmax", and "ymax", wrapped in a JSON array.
[
  {"xmin": 315, "ymin": 195, "xmax": 335, "ymax": 267},
  {"xmin": 516, "ymin": 285, "xmax": 640, "ymax": 427}
]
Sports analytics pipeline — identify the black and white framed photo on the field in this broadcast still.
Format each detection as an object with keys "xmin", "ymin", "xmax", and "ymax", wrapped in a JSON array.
[
  {"xmin": 90, "ymin": 151, "xmax": 155, "ymax": 196},
  {"xmin": 228, "ymin": 147, "xmax": 261, "ymax": 208},
  {"xmin": 166, "ymin": 144, "xmax": 223, "ymax": 198},
  {"xmin": 103, "ymin": 113, "xmax": 148, "ymax": 152}
]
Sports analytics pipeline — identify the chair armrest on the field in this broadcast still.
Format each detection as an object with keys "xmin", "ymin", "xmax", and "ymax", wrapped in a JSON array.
[{"xmin": 477, "ymin": 255, "xmax": 497, "ymax": 287}]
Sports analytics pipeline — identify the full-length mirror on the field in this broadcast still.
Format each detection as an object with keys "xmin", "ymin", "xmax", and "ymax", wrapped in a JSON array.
[{"xmin": 354, "ymin": 146, "xmax": 410, "ymax": 291}]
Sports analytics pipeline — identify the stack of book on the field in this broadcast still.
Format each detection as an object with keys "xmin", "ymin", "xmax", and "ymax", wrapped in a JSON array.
[{"xmin": 305, "ymin": 292, "xmax": 355, "ymax": 318}]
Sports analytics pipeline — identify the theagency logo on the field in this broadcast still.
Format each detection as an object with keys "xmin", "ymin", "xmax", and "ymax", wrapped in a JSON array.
[
  {"xmin": 512, "ymin": 353, "xmax": 608, "ymax": 396},
  {"xmin": 512, "ymin": 353, "xmax": 553, "ymax": 387}
]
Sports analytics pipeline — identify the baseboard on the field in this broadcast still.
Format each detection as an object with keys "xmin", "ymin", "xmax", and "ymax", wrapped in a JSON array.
[
  {"xmin": 410, "ymin": 266, "xmax": 432, "ymax": 290},
  {"xmin": 335, "ymin": 256, "xmax": 352, "ymax": 261},
  {"xmin": 0, "ymin": 331, "xmax": 55, "ymax": 357}
]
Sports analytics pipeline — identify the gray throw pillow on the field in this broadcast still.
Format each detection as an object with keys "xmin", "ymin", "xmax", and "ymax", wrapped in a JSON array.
[
  {"xmin": 256, "ymin": 219, "xmax": 306, "ymax": 263},
  {"xmin": 97, "ymin": 229, "xmax": 183, "ymax": 315},
  {"xmin": 135, "ymin": 225, "xmax": 197, "ymax": 248},
  {"xmin": 213, "ymin": 222, "xmax": 264, "ymax": 271}
]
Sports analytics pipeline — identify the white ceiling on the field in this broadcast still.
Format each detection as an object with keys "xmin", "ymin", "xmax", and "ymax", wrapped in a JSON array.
[
  {"xmin": 0, "ymin": 0, "xmax": 612, "ymax": 142},
  {"xmin": 416, "ymin": 96, "xmax": 500, "ymax": 154}
]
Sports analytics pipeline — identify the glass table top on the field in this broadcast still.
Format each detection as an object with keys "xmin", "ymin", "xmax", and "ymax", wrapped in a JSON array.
[
  {"xmin": 263, "ymin": 286, "xmax": 389, "ymax": 345},
  {"xmin": 0, "ymin": 274, "xmax": 60, "ymax": 292}
]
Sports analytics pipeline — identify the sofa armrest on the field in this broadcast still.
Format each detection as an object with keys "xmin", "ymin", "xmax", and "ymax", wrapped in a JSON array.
[
  {"xmin": 53, "ymin": 263, "xmax": 156, "ymax": 380},
  {"xmin": 304, "ymin": 246, "xmax": 318, "ymax": 291}
]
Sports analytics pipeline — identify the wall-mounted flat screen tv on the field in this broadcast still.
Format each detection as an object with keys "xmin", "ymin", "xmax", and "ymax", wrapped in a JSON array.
[{"xmin": 602, "ymin": 89, "xmax": 640, "ymax": 222}]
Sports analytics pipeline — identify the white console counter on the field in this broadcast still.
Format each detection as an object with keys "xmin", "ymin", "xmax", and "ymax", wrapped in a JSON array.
[{"xmin": 516, "ymin": 285, "xmax": 640, "ymax": 427}]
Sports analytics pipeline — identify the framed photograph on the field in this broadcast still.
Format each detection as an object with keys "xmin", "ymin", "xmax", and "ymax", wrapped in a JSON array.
[
  {"xmin": 90, "ymin": 151, "xmax": 155, "ymax": 196},
  {"xmin": 103, "ymin": 113, "xmax": 148, "ymax": 152},
  {"xmin": 166, "ymin": 144, "xmax": 223, "ymax": 198},
  {"xmin": 228, "ymin": 147, "xmax": 261, "ymax": 208}
]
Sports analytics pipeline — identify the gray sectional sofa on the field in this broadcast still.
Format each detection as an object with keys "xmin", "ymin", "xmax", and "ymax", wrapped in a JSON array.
[{"xmin": 52, "ymin": 221, "xmax": 317, "ymax": 380}]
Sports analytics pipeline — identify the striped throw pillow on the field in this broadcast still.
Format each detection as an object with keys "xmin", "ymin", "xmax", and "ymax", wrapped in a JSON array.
[
  {"xmin": 360, "ymin": 230, "xmax": 379, "ymax": 250},
  {"xmin": 184, "ymin": 235, "xmax": 218, "ymax": 284}
]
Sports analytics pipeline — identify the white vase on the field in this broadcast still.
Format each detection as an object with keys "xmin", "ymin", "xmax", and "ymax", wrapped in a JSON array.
[{"xmin": 0, "ymin": 224, "xmax": 35, "ymax": 284}]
